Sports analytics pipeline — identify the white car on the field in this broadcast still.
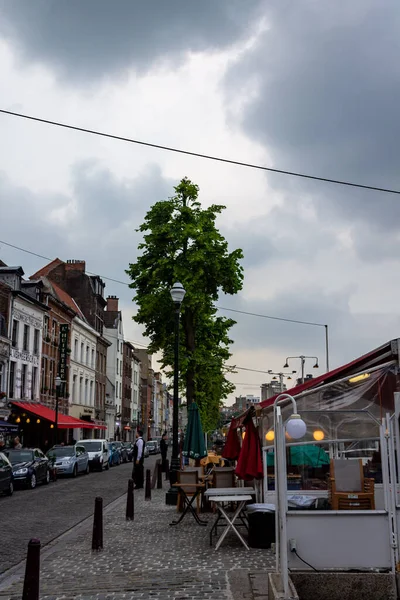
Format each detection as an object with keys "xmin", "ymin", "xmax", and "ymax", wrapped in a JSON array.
[{"xmin": 77, "ymin": 439, "xmax": 109, "ymax": 471}]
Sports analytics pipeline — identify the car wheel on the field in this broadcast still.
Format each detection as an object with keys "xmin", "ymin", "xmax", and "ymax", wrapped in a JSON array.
[
  {"xmin": 44, "ymin": 470, "xmax": 50, "ymax": 485},
  {"xmin": 72, "ymin": 465, "xmax": 78, "ymax": 478},
  {"xmin": 30, "ymin": 474, "xmax": 37, "ymax": 489},
  {"xmin": 6, "ymin": 480, "xmax": 13, "ymax": 496},
  {"xmin": 85, "ymin": 463, "xmax": 90, "ymax": 475}
]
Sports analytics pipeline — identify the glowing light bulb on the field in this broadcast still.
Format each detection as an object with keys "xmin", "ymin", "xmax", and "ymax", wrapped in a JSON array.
[
  {"xmin": 265, "ymin": 430, "xmax": 275, "ymax": 441},
  {"xmin": 313, "ymin": 429, "xmax": 324, "ymax": 441}
]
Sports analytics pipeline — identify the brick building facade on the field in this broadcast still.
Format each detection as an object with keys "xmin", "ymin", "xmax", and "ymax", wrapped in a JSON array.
[{"xmin": 122, "ymin": 341, "xmax": 134, "ymax": 441}]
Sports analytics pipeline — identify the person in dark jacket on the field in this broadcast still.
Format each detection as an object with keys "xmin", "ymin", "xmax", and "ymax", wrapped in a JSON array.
[
  {"xmin": 160, "ymin": 432, "xmax": 168, "ymax": 472},
  {"xmin": 132, "ymin": 429, "xmax": 145, "ymax": 489}
]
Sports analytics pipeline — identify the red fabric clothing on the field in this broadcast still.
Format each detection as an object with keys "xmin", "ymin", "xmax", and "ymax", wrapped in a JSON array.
[
  {"xmin": 222, "ymin": 418, "xmax": 241, "ymax": 461},
  {"xmin": 235, "ymin": 419, "xmax": 263, "ymax": 481}
]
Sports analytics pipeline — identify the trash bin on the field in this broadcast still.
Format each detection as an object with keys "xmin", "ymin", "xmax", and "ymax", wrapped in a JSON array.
[{"xmin": 246, "ymin": 504, "xmax": 276, "ymax": 549}]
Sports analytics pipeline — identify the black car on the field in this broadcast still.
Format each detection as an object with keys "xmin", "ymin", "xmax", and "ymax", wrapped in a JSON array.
[
  {"xmin": 0, "ymin": 452, "xmax": 13, "ymax": 496},
  {"xmin": 6, "ymin": 448, "xmax": 50, "ymax": 489}
]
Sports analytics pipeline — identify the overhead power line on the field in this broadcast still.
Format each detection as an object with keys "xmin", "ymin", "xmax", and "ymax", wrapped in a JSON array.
[
  {"xmin": 1, "ymin": 108, "xmax": 399, "ymax": 196},
  {"xmin": 0, "ymin": 238, "xmax": 328, "ymax": 329}
]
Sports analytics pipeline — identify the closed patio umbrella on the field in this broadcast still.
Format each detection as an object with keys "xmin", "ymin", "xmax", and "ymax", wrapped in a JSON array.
[
  {"xmin": 222, "ymin": 418, "xmax": 241, "ymax": 461},
  {"xmin": 235, "ymin": 419, "xmax": 263, "ymax": 481},
  {"xmin": 182, "ymin": 402, "xmax": 207, "ymax": 459}
]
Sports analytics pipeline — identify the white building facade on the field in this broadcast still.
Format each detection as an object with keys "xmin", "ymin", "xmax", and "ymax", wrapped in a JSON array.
[
  {"xmin": 69, "ymin": 316, "xmax": 98, "ymax": 439},
  {"xmin": 132, "ymin": 354, "xmax": 140, "ymax": 427},
  {"xmin": 104, "ymin": 296, "xmax": 124, "ymax": 440}
]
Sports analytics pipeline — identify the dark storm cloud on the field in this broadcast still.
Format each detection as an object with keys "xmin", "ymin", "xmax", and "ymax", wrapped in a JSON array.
[
  {"xmin": 0, "ymin": 0, "xmax": 262, "ymax": 81},
  {"xmin": 225, "ymin": 0, "xmax": 400, "ymax": 253}
]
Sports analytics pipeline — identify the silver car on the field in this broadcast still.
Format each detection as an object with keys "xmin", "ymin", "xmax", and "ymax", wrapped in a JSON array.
[{"xmin": 47, "ymin": 445, "xmax": 90, "ymax": 477}]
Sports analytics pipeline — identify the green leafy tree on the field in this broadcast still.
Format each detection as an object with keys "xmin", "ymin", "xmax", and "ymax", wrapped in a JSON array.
[{"xmin": 127, "ymin": 177, "xmax": 243, "ymax": 431}]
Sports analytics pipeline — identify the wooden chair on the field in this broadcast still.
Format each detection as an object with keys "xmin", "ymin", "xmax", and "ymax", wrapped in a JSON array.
[
  {"xmin": 177, "ymin": 469, "xmax": 202, "ymax": 513},
  {"xmin": 329, "ymin": 459, "xmax": 375, "ymax": 510},
  {"xmin": 212, "ymin": 467, "xmax": 236, "ymax": 489}
]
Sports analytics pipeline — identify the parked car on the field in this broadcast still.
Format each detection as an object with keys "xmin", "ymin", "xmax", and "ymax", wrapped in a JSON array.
[
  {"xmin": 144, "ymin": 443, "xmax": 149, "ymax": 458},
  {"xmin": 113, "ymin": 441, "xmax": 127, "ymax": 463},
  {"xmin": 108, "ymin": 442, "xmax": 121, "ymax": 466},
  {"xmin": 77, "ymin": 439, "xmax": 109, "ymax": 471},
  {"xmin": 5, "ymin": 448, "xmax": 50, "ymax": 489},
  {"xmin": 146, "ymin": 440, "xmax": 159, "ymax": 455},
  {"xmin": 0, "ymin": 452, "xmax": 13, "ymax": 496},
  {"xmin": 47, "ymin": 445, "xmax": 90, "ymax": 477},
  {"xmin": 123, "ymin": 442, "xmax": 134, "ymax": 462}
]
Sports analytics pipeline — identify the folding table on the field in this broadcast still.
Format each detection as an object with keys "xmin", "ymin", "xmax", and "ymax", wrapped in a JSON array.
[
  {"xmin": 210, "ymin": 495, "xmax": 253, "ymax": 550},
  {"xmin": 170, "ymin": 483, "xmax": 207, "ymax": 527},
  {"xmin": 205, "ymin": 487, "xmax": 256, "ymax": 546}
]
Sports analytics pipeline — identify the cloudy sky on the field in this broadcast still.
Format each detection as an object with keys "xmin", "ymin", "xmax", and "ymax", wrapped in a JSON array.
[{"xmin": 0, "ymin": 0, "xmax": 399, "ymax": 404}]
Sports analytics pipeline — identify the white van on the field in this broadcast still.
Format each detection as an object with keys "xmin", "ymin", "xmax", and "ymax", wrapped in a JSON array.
[{"xmin": 77, "ymin": 439, "xmax": 109, "ymax": 471}]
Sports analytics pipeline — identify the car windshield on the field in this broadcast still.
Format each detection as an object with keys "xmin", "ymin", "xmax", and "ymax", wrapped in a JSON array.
[
  {"xmin": 48, "ymin": 447, "xmax": 74, "ymax": 457},
  {"xmin": 7, "ymin": 450, "xmax": 34, "ymax": 464},
  {"xmin": 147, "ymin": 442, "xmax": 156, "ymax": 447},
  {"xmin": 79, "ymin": 441, "xmax": 102, "ymax": 452}
]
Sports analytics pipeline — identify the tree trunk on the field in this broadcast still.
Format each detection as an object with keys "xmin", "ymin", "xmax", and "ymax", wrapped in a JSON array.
[{"xmin": 183, "ymin": 309, "xmax": 195, "ymax": 407}]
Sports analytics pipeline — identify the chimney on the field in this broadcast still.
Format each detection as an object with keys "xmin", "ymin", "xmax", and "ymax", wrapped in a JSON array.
[
  {"xmin": 107, "ymin": 295, "xmax": 119, "ymax": 312},
  {"xmin": 66, "ymin": 260, "xmax": 86, "ymax": 273}
]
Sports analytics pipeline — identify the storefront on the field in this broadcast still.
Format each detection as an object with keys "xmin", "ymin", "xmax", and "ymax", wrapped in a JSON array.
[{"xmin": 8, "ymin": 400, "xmax": 106, "ymax": 449}]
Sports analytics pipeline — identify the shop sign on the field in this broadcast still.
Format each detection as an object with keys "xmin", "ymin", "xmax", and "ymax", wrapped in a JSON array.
[{"xmin": 59, "ymin": 324, "xmax": 69, "ymax": 385}]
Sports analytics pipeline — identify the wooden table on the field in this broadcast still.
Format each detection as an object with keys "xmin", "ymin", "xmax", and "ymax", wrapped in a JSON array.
[
  {"xmin": 210, "ymin": 495, "xmax": 253, "ymax": 550},
  {"xmin": 170, "ymin": 483, "xmax": 207, "ymax": 527}
]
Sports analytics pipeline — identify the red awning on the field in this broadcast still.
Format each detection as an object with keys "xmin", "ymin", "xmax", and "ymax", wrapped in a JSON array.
[
  {"xmin": 11, "ymin": 401, "xmax": 106, "ymax": 430},
  {"xmin": 260, "ymin": 340, "xmax": 397, "ymax": 409}
]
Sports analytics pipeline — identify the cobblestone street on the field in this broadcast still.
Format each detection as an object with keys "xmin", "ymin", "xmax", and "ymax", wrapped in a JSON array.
[
  {"xmin": 0, "ymin": 460, "xmax": 144, "ymax": 574},
  {"xmin": 0, "ymin": 473, "xmax": 274, "ymax": 600}
]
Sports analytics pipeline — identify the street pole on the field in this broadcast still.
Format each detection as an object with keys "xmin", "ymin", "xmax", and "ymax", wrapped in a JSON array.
[
  {"xmin": 55, "ymin": 376, "xmax": 61, "ymax": 445},
  {"xmin": 166, "ymin": 283, "xmax": 185, "ymax": 505},
  {"xmin": 300, "ymin": 356, "xmax": 305, "ymax": 384}
]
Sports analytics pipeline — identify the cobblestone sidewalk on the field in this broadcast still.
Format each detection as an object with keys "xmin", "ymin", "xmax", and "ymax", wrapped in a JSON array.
[{"xmin": 0, "ymin": 482, "xmax": 274, "ymax": 600}]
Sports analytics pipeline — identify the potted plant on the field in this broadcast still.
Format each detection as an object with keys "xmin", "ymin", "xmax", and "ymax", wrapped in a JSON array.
[
  {"xmin": 43, "ymin": 386, "xmax": 49, "ymax": 393},
  {"xmin": 0, "ymin": 391, "xmax": 6, "ymax": 400},
  {"xmin": 45, "ymin": 335, "xmax": 51, "ymax": 343}
]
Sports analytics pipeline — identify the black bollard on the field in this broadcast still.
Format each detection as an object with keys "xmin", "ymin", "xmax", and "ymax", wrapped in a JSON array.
[
  {"xmin": 126, "ymin": 478, "xmax": 134, "ymax": 521},
  {"xmin": 157, "ymin": 461, "xmax": 163, "ymax": 489},
  {"xmin": 22, "ymin": 538, "xmax": 41, "ymax": 600},
  {"xmin": 145, "ymin": 468, "xmax": 151, "ymax": 500},
  {"xmin": 92, "ymin": 496, "xmax": 103, "ymax": 551},
  {"xmin": 165, "ymin": 459, "xmax": 170, "ymax": 481}
]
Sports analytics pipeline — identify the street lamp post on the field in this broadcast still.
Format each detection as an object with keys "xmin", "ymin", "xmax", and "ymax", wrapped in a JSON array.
[
  {"xmin": 283, "ymin": 355, "xmax": 319, "ymax": 384},
  {"xmin": 267, "ymin": 370, "xmax": 297, "ymax": 392},
  {"xmin": 55, "ymin": 376, "xmax": 62, "ymax": 445},
  {"xmin": 166, "ymin": 282, "xmax": 186, "ymax": 505},
  {"xmin": 273, "ymin": 393, "xmax": 307, "ymax": 599}
]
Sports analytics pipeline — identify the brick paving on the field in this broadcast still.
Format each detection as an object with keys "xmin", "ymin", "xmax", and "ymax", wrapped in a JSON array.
[
  {"xmin": 0, "ymin": 461, "xmax": 138, "ymax": 574},
  {"xmin": 0, "ymin": 478, "xmax": 274, "ymax": 599}
]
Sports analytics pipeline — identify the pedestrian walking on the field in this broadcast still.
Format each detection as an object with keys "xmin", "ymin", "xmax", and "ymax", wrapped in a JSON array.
[
  {"xmin": 133, "ymin": 429, "xmax": 145, "ymax": 489},
  {"xmin": 160, "ymin": 432, "xmax": 168, "ymax": 472},
  {"xmin": 13, "ymin": 436, "xmax": 22, "ymax": 449}
]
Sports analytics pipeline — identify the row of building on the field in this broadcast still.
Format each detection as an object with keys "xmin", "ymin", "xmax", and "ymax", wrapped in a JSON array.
[{"xmin": 0, "ymin": 258, "xmax": 172, "ymax": 445}]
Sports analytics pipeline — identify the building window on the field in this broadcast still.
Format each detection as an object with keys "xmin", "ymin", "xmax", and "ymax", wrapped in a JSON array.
[
  {"xmin": 116, "ymin": 358, "xmax": 119, "ymax": 376},
  {"xmin": 91, "ymin": 348, "xmax": 95, "ymax": 369},
  {"xmin": 33, "ymin": 329, "xmax": 40, "ymax": 355},
  {"xmin": 74, "ymin": 338, "xmax": 78, "ymax": 360},
  {"xmin": 12, "ymin": 320, "xmax": 18, "ymax": 348},
  {"xmin": 9, "ymin": 361, "xmax": 15, "ymax": 398},
  {"xmin": 21, "ymin": 364, "xmax": 27, "ymax": 398},
  {"xmin": 44, "ymin": 315, "xmax": 49, "ymax": 338},
  {"xmin": 90, "ymin": 380, "xmax": 94, "ymax": 406},
  {"xmin": 86, "ymin": 345, "xmax": 89, "ymax": 366},
  {"xmin": 49, "ymin": 361, "xmax": 54, "ymax": 394},
  {"xmin": 72, "ymin": 374, "xmax": 77, "ymax": 403},
  {"xmin": 81, "ymin": 342, "xmax": 84, "ymax": 363},
  {"xmin": 31, "ymin": 367, "xmax": 38, "ymax": 400},
  {"xmin": 85, "ymin": 378, "xmax": 88, "ymax": 405},
  {"xmin": 120, "ymin": 382, "xmax": 122, "ymax": 398},
  {"xmin": 79, "ymin": 377, "xmax": 83, "ymax": 404},
  {"xmin": 116, "ymin": 382, "xmax": 118, "ymax": 399},
  {"xmin": 23, "ymin": 324, "xmax": 30, "ymax": 352},
  {"xmin": 52, "ymin": 319, "xmax": 57, "ymax": 341}
]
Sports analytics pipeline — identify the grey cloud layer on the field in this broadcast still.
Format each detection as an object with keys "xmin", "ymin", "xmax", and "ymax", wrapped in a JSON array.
[
  {"xmin": 0, "ymin": 0, "xmax": 262, "ymax": 81},
  {"xmin": 225, "ymin": 0, "xmax": 400, "ymax": 247}
]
